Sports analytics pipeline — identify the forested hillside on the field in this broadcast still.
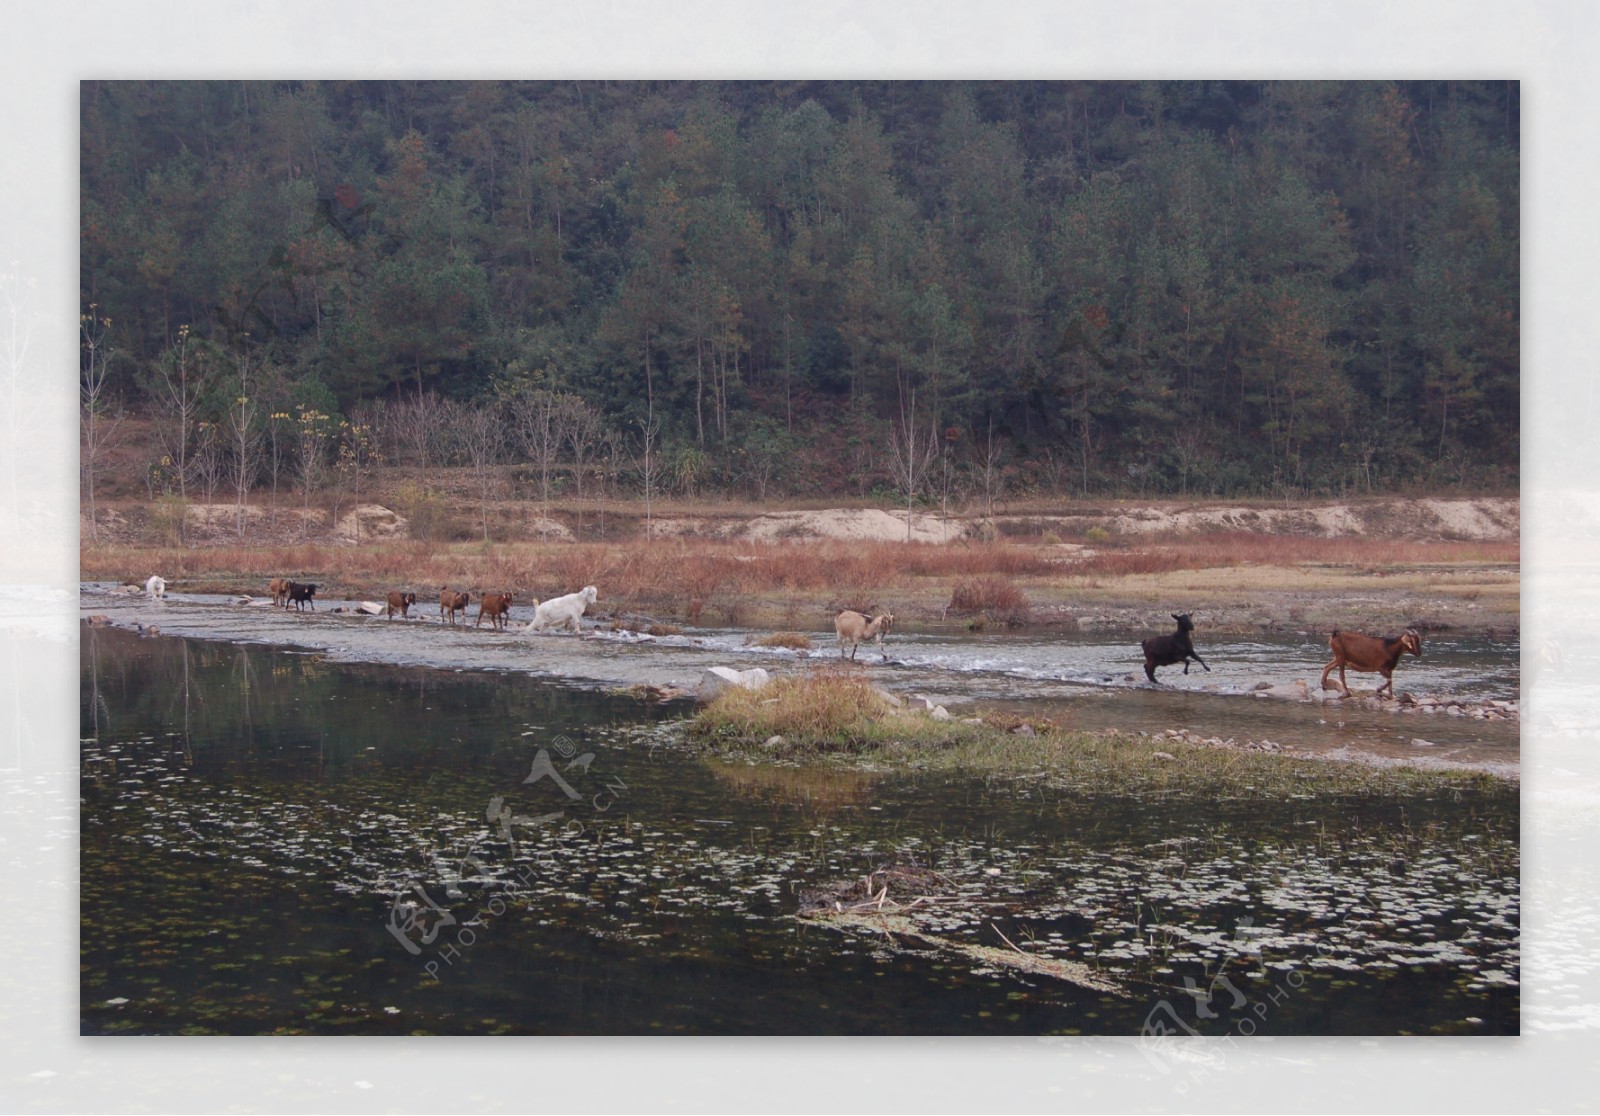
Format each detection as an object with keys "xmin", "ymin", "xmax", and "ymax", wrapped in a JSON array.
[{"xmin": 80, "ymin": 80, "xmax": 1518, "ymax": 501}]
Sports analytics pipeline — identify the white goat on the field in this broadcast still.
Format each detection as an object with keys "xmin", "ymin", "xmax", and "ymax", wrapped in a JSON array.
[
  {"xmin": 527, "ymin": 585, "xmax": 599, "ymax": 634},
  {"xmin": 145, "ymin": 575, "xmax": 167, "ymax": 600},
  {"xmin": 835, "ymin": 609, "xmax": 894, "ymax": 661}
]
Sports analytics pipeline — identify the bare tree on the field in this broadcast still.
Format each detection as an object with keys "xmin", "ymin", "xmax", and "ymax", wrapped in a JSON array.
[
  {"xmin": 971, "ymin": 417, "xmax": 1007, "ymax": 520},
  {"xmin": 226, "ymin": 346, "xmax": 261, "ymax": 538},
  {"xmin": 295, "ymin": 405, "xmax": 334, "ymax": 538},
  {"xmin": 508, "ymin": 387, "xmax": 560, "ymax": 536},
  {"xmin": 598, "ymin": 427, "xmax": 624, "ymax": 541},
  {"xmin": 635, "ymin": 413, "xmax": 661, "ymax": 540},
  {"xmin": 80, "ymin": 305, "xmax": 122, "ymax": 542},
  {"xmin": 560, "ymin": 394, "xmax": 604, "ymax": 530},
  {"xmin": 333, "ymin": 415, "xmax": 378, "ymax": 541},
  {"xmin": 151, "ymin": 325, "xmax": 210, "ymax": 511},
  {"xmin": 193, "ymin": 419, "xmax": 223, "ymax": 510},
  {"xmin": 265, "ymin": 408, "xmax": 291, "ymax": 528},
  {"xmin": 459, "ymin": 401, "xmax": 505, "ymax": 542},
  {"xmin": 888, "ymin": 387, "xmax": 940, "ymax": 542},
  {"xmin": 375, "ymin": 392, "xmax": 453, "ymax": 471},
  {"xmin": 935, "ymin": 425, "xmax": 960, "ymax": 541}
]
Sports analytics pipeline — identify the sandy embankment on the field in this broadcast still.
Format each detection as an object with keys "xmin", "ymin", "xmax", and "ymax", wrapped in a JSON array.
[{"xmin": 654, "ymin": 497, "xmax": 1521, "ymax": 544}]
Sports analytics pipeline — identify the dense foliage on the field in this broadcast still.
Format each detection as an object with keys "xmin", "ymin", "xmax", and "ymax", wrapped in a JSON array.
[{"xmin": 81, "ymin": 80, "xmax": 1518, "ymax": 499}]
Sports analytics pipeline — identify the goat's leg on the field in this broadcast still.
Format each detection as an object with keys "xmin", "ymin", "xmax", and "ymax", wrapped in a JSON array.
[
  {"xmin": 1320, "ymin": 658, "xmax": 1341, "ymax": 692},
  {"xmin": 1191, "ymin": 651, "xmax": 1210, "ymax": 672}
]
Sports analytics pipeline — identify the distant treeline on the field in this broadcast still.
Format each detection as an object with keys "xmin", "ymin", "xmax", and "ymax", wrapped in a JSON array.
[{"xmin": 81, "ymin": 79, "xmax": 1518, "ymax": 499}]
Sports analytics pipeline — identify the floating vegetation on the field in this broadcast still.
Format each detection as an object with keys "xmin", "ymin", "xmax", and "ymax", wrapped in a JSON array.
[{"xmin": 80, "ymin": 626, "xmax": 1518, "ymax": 1036}]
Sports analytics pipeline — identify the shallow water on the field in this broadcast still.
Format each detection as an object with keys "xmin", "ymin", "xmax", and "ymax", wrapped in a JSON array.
[
  {"xmin": 82, "ymin": 585, "xmax": 1519, "ymax": 770},
  {"xmin": 80, "ymin": 621, "xmax": 1518, "ymax": 1036}
]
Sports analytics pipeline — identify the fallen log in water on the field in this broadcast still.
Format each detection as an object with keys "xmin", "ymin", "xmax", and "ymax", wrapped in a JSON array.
[
  {"xmin": 804, "ymin": 908, "xmax": 1125, "ymax": 994},
  {"xmin": 797, "ymin": 862, "xmax": 1125, "ymax": 996}
]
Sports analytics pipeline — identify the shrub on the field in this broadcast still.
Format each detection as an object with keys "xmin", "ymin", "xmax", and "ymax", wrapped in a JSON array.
[
  {"xmin": 150, "ymin": 495, "xmax": 187, "ymax": 546},
  {"xmin": 948, "ymin": 575, "xmax": 1029, "ymax": 615},
  {"xmin": 393, "ymin": 483, "xmax": 453, "ymax": 542}
]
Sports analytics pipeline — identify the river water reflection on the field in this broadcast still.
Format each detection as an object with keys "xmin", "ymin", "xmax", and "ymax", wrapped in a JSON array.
[{"xmin": 80, "ymin": 623, "xmax": 1518, "ymax": 1035}]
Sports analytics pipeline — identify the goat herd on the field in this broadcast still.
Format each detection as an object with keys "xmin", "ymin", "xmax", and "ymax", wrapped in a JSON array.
[
  {"xmin": 144, "ymin": 575, "xmax": 1425, "ymax": 698},
  {"xmin": 262, "ymin": 577, "xmax": 602, "ymax": 636}
]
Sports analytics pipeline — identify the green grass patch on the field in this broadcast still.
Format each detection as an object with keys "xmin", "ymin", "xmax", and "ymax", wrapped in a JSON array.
[
  {"xmin": 875, "ymin": 728, "xmax": 1512, "ymax": 801},
  {"xmin": 689, "ymin": 672, "xmax": 1515, "ymax": 802}
]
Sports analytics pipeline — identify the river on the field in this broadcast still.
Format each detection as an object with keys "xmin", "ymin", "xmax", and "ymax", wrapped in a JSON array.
[{"xmin": 78, "ymin": 587, "xmax": 1520, "ymax": 1035}]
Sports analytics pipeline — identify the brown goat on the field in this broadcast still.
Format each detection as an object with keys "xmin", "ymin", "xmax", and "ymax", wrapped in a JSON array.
[
  {"xmin": 476, "ymin": 591, "xmax": 515, "ymax": 630},
  {"xmin": 269, "ymin": 577, "xmax": 291, "ymax": 608},
  {"xmin": 835, "ymin": 609, "xmax": 894, "ymax": 661},
  {"xmin": 1320, "ymin": 628, "xmax": 1423, "ymax": 698},
  {"xmin": 440, "ymin": 587, "xmax": 470, "ymax": 626},
  {"xmin": 385, "ymin": 590, "xmax": 418, "ymax": 619}
]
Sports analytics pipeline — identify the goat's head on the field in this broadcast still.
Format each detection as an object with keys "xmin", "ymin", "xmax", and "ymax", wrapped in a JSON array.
[
  {"xmin": 1172, "ymin": 612, "xmax": 1195, "ymax": 633},
  {"xmin": 876, "ymin": 612, "xmax": 895, "ymax": 633},
  {"xmin": 582, "ymin": 585, "xmax": 598, "ymax": 605},
  {"xmin": 1401, "ymin": 629, "xmax": 1423, "ymax": 657}
]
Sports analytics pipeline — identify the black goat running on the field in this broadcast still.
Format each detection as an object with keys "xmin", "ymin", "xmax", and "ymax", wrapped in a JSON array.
[{"xmin": 1141, "ymin": 612, "xmax": 1210, "ymax": 683}]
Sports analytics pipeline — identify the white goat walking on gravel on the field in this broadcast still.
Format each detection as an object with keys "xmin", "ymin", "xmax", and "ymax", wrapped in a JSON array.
[{"xmin": 527, "ymin": 585, "xmax": 599, "ymax": 634}]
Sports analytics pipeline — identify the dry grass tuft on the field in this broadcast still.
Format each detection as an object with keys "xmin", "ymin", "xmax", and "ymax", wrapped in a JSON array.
[
  {"xmin": 751, "ymin": 631, "xmax": 814, "ymax": 650},
  {"xmin": 692, "ymin": 669, "xmax": 944, "ymax": 752}
]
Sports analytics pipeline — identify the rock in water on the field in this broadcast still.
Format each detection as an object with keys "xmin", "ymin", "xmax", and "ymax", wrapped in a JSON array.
[{"xmin": 697, "ymin": 666, "xmax": 773, "ymax": 701}]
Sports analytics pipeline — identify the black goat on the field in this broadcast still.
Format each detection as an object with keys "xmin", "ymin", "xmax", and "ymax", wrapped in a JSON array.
[
  {"xmin": 287, "ymin": 581, "xmax": 319, "ymax": 612},
  {"xmin": 1141, "ymin": 612, "xmax": 1210, "ymax": 683}
]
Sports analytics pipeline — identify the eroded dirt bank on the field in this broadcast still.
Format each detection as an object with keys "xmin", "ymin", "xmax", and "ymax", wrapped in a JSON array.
[{"xmin": 83, "ymin": 495, "xmax": 1521, "ymax": 639}]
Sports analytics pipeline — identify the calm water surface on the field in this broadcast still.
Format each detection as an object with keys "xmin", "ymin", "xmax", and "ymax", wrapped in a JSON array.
[{"xmin": 80, "ymin": 617, "xmax": 1518, "ymax": 1036}]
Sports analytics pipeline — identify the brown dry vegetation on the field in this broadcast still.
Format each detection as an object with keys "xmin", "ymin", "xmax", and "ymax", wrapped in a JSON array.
[
  {"xmin": 82, "ymin": 536, "xmax": 1057, "ymax": 609},
  {"xmin": 82, "ymin": 528, "xmax": 1521, "ymax": 633},
  {"xmin": 82, "ymin": 490, "xmax": 1520, "ymax": 634},
  {"xmin": 948, "ymin": 575, "xmax": 1030, "ymax": 613},
  {"xmin": 751, "ymin": 631, "xmax": 814, "ymax": 650},
  {"xmin": 1071, "ymin": 533, "xmax": 1517, "ymax": 577},
  {"xmin": 691, "ymin": 669, "xmax": 927, "ymax": 752}
]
